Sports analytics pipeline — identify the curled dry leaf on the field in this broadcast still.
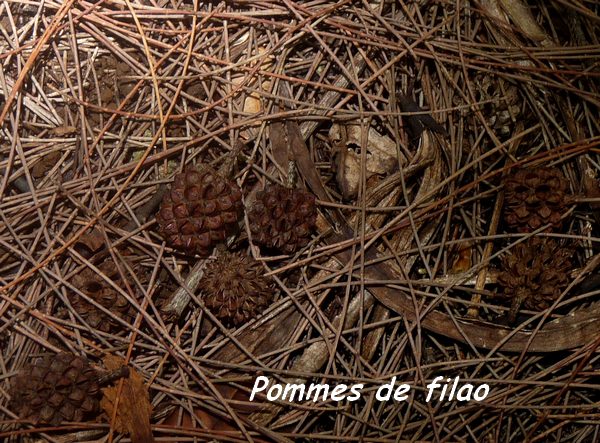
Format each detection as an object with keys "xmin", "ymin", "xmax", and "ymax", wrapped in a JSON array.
[
  {"xmin": 329, "ymin": 121, "xmax": 405, "ymax": 198},
  {"xmin": 101, "ymin": 355, "xmax": 154, "ymax": 443},
  {"xmin": 497, "ymin": 0, "xmax": 550, "ymax": 44}
]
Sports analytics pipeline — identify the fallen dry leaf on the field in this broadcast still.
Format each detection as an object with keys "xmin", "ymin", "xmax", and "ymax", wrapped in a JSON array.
[
  {"xmin": 450, "ymin": 241, "xmax": 474, "ymax": 274},
  {"xmin": 329, "ymin": 121, "xmax": 406, "ymax": 199},
  {"xmin": 497, "ymin": 0, "xmax": 550, "ymax": 44},
  {"xmin": 74, "ymin": 227, "xmax": 105, "ymax": 257},
  {"xmin": 31, "ymin": 151, "xmax": 62, "ymax": 178},
  {"xmin": 49, "ymin": 125, "xmax": 77, "ymax": 136},
  {"xmin": 101, "ymin": 355, "xmax": 154, "ymax": 443}
]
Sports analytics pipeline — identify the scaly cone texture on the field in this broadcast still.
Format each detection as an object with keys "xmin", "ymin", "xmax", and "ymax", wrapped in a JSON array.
[
  {"xmin": 503, "ymin": 166, "xmax": 571, "ymax": 233},
  {"xmin": 497, "ymin": 237, "xmax": 572, "ymax": 324},
  {"xmin": 199, "ymin": 251, "xmax": 273, "ymax": 326},
  {"xmin": 156, "ymin": 166, "xmax": 243, "ymax": 256},
  {"xmin": 70, "ymin": 260, "xmax": 144, "ymax": 332},
  {"xmin": 9, "ymin": 353, "xmax": 100, "ymax": 425},
  {"xmin": 248, "ymin": 184, "xmax": 317, "ymax": 254},
  {"xmin": 475, "ymin": 75, "xmax": 521, "ymax": 138}
]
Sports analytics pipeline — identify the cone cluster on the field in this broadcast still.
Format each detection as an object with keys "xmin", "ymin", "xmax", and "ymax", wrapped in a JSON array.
[{"xmin": 155, "ymin": 167, "xmax": 318, "ymax": 326}]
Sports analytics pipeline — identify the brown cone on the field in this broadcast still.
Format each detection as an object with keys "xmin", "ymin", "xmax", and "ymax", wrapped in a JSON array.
[
  {"xmin": 156, "ymin": 166, "xmax": 243, "ymax": 256},
  {"xmin": 9, "ymin": 352, "xmax": 100, "ymax": 425},
  {"xmin": 69, "ymin": 260, "xmax": 168, "ymax": 332},
  {"xmin": 248, "ymin": 184, "xmax": 317, "ymax": 254},
  {"xmin": 497, "ymin": 237, "xmax": 572, "ymax": 323},
  {"xmin": 503, "ymin": 166, "xmax": 571, "ymax": 233},
  {"xmin": 199, "ymin": 251, "xmax": 273, "ymax": 326}
]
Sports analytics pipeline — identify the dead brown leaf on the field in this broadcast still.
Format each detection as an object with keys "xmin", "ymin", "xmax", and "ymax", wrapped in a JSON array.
[
  {"xmin": 31, "ymin": 151, "xmax": 61, "ymax": 178},
  {"xmin": 329, "ymin": 121, "xmax": 404, "ymax": 199},
  {"xmin": 101, "ymin": 355, "xmax": 154, "ymax": 443},
  {"xmin": 450, "ymin": 241, "xmax": 474, "ymax": 274},
  {"xmin": 74, "ymin": 227, "xmax": 105, "ymax": 258}
]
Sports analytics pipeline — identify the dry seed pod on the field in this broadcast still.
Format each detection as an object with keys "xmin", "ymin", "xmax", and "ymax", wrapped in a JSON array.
[
  {"xmin": 503, "ymin": 166, "xmax": 572, "ymax": 233},
  {"xmin": 248, "ymin": 184, "xmax": 317, "ymax": 254},
  {"xmin": 199, "ymin": 251, "xmax": 273, "ymax": 326},
  {"xmin": 9, "ymin": 353, "xmax": 100, "ymax": 425},
  {"xmin": 156, "ymin": 166, "xmax": 243, "ymax": 256},
  {"xmin": 497, "ymin": 237, "xmax": 572, "ymax": 324}
]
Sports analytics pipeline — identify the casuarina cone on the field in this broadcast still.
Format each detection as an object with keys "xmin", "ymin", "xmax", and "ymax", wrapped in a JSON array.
[
  {"xmin": 497, "ymin": 237, "xmax": 572, "ymax": 323},
  {"xmin": 157, "ymin": 166, "xmax": 243, "ymax": 256},
  {"xmin": 9, "ymin": 352, "xmax": 100, "ymax": 425},
  {"xmin": 248, "ymin": 184, "xmax": 316, "ymax": 254},
  {"xmin": 199, "ymin": 251, "xmax": 273, "ymax": 326},
  {"xmin": 503, "ymin": 166, "xmax": 571, "ymax": 232}
]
